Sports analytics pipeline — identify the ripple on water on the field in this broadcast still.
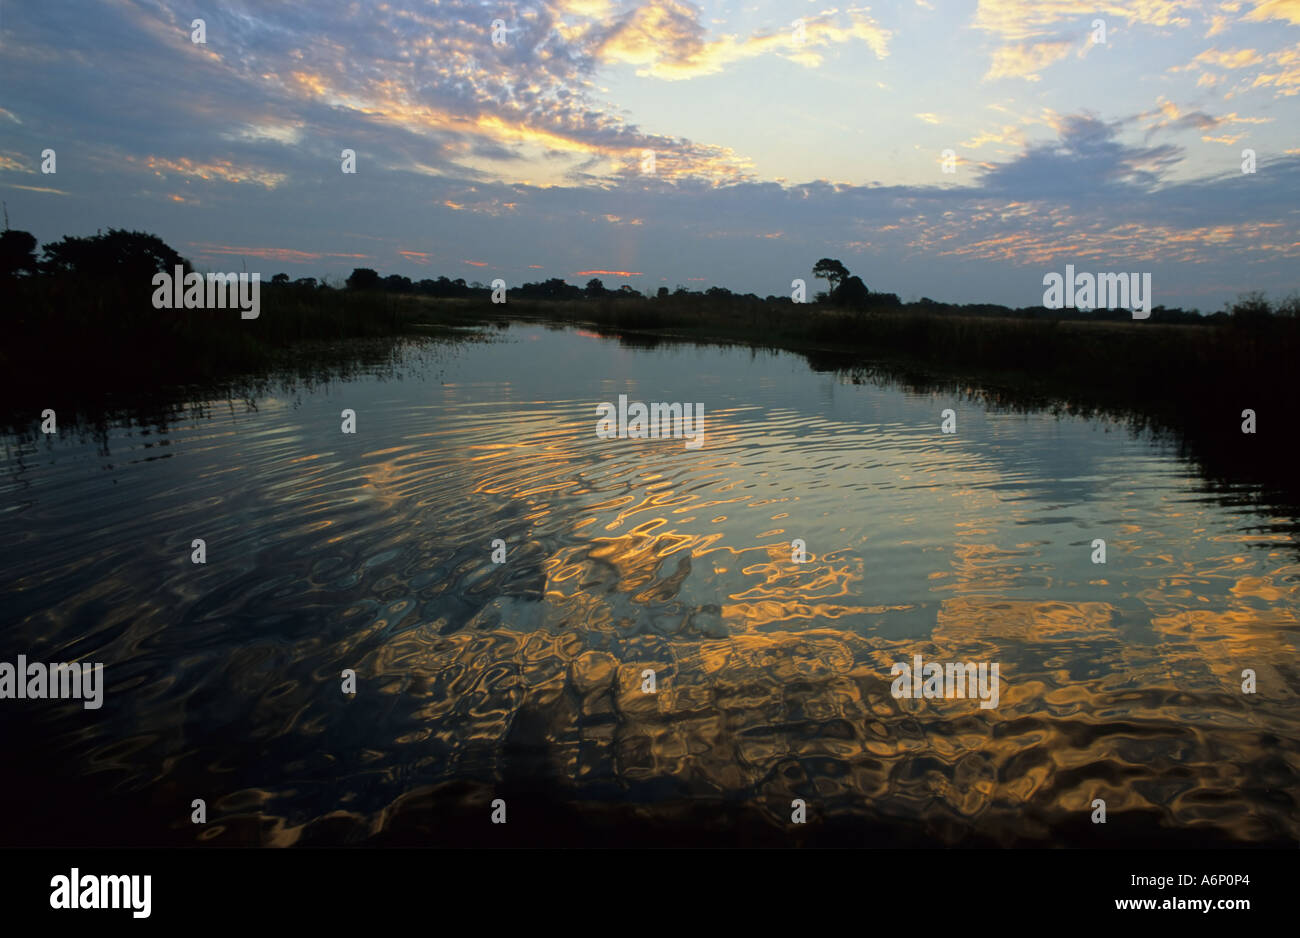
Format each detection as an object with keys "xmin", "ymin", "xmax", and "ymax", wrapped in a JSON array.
[{"xmin": 0, "ymin": 326, "xmax": 1296, "ymax": 846}]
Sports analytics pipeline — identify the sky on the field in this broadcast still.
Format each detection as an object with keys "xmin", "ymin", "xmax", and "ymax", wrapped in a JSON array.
[{"xmin": 2, "ymin": 0, "xmax": 1298, "ymax": 311}]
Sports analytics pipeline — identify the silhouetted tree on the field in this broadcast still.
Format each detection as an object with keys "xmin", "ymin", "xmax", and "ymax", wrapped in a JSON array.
[
  {"xmin": 812, "ymin": 258, "xmax": 850, "ymax": 297},
  {"xmin": 1229, "ymin": 291, "xmax": 1272, "ymax": 323},
  {"xmin": 656, "ymin": 286, "xmax": 669, "ymax": 299},
  {"xmin": 0, "ymin": 229, "xmax": 38, "ymax": 279},
  {"xmin": 271, "ymin": 273, "xmax": 290, "ymax": 285},
  {"xmin": 41, "ymin": 228, "xmax": 189, "ymax": 281},
  {"xmin": 417, "ymin": 277, "xmax": 462, "ymax": 297},
  {"xmin": 346, "ymin": 267, "xmax": 381, "ymax": 290},
  {"xmin": 833, "ymin": 275, "xmax": 870, "ymax": 308},
  {"xmin": 585, "ymin": 278, "xmax": 606, "ymax": 297}
]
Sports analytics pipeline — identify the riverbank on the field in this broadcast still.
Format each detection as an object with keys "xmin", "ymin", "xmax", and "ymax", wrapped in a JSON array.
[
  {"xmin": 5, "ymin": 284, "xmax": 1297, "ymax": 504},
  {"xmin": 484, "ymin": 297, "xmax": 1300, "ymax": 504}
]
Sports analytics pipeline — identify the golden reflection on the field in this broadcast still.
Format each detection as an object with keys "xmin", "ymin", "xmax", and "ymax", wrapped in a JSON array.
[
  {"xmin": 88, "ymin": 373, "xmax": 1295, "ymax": 847},
  {"xmin": 337, "ymin": 393, "xmax": 1300, "ymax": 845}
]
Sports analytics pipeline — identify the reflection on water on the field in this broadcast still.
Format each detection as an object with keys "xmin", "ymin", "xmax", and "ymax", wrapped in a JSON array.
[{"xmin": 1, "ymin": 324, "xmax": 1296, "ymax": 846}]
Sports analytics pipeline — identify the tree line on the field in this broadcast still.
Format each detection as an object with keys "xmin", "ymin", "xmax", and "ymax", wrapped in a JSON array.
[{"xmin": 3, "ymin": 226, "xmax": 1295, "ymax": 322}]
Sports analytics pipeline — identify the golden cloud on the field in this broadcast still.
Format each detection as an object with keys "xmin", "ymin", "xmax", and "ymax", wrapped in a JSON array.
[
  {"xmin": 1245, "ymin": 0, "xmax": 1300, "ymax": 24},
  {"xmin": 594, "ymin": 2, "xmax": 891, "ymax": 81},
  {"xmin": 1190, "ymin": 47, "xmax": 1266, "ymax": 69},
  {"xmin": 985, "ymin": 39, "xmax": 1073, "ymax": 81},
  {"xmin": 188, "ymin": 243, "xmax": 370, "ymax": 263},
  {"xmin": 280, "ymin": 66, "xmax": 752, "ymax": 185},
  {"xmin": 972, "ymin": 0, "xmax": 1199, "ymax": 42},
  {"xmin": 4, "ymin": 183, "xmax": 68, "ymax": 195},
  {"xmin": 134, "ymin": 155, "xmax": 287, "ymax": 189}
]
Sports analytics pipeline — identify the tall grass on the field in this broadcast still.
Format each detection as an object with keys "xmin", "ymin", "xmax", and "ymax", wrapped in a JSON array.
[{"xmin": 2, "ymin": 278, "xmax": 431, "ymax": 387}]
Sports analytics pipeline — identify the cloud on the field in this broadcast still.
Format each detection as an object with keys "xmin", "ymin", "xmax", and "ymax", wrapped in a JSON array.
[
  {"xmin": 590, "ymin": 1, "xmax": 891, "ymax": 79},
  {"xmin": 1249, "ymin": 45, "xmax": 1300, "ymax": 95},
  {"xmin": 2, "ymin": 0, "xmax": 1297, "ymax": 310},
  {"xmin": 976, "ymin": 112, "xmax": 1184, "ymax": 194},
  {"xmin": 1185, "ymin": 47, "xmax": 1266, "ymax": 69},
  {"xmin": 6, "ymin": 0, "xmax": 761, "ymax": 187},
  {"xmin": 186, "ymin": 243, "xmax": 371, "ymax": 264},
  {"xmin": 131, "ymin": 155, "xmax": 288, "ymax": 189},
  {"xmin": 3, "ymin": 183, "xmax": 69, "ymax": 195},
  {"xmin": 1245, "ymin": 0, "xmax": 1300, "ymax": 24},
  {"xmin": 221, "ymin": 122, "xmax": 306, "ymax": 147},
  {"xmin": 1173, "ymin": 43, "xmax": 1300, "ymax": 98},
  {"xmin": 985, "ymin": 39, "xmax": 1073, "ymax": 80},
  {"xmin": 961, "ymin": 123, "xmax": 1027, "ymax": 150},
  {"xmin": 972, "ymin": 0, "xmax": 1200, "ymax": 42},
  {"xmin": 1139, "ymin": 96, "xmax": 1273, "ymax": 141},
  {"xmin": 1205, "ymin": 13, "xmax": 1235, "ymax": 36},
  {"xmin": 972, "ymin": 0, "xmax": 1204, "ymax": 83}
]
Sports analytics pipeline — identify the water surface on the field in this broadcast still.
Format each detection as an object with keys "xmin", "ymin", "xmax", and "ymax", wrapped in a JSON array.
[{"xmin": 2, "ymin": 324, "xmax": 1296, "ymax": 846}]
